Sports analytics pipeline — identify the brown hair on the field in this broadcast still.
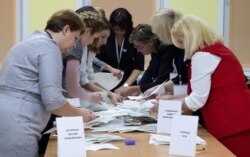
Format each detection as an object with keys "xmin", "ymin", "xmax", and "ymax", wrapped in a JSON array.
[
  {"xmin": 87, "ymin": 8, "xmax": 111, "ymax": 53},
  {"xmin": 78, "ymin": 11, "xmax": 104, "ymax": 35},
  {"xmin": 45, "ymin": 9, "xmax": 84, "ymax": 34},
  {"xmin": 129, "ymin": 24, "xmax": 158, "ymax": 44}
]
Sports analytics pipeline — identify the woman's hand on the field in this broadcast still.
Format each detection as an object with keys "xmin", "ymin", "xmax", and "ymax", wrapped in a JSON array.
[
  {"xmin": 108, "ymin": 92, "xmax": 123, "ymax": 105},
  {"xmin": 79, "ymin": 108, "xmax": 96, "ymax": 122},
  {"xmin": 90, "ymin": 92, "xmax": 103, "ymax": 104},
  {"xmin": 151, "ymin": 94, "xmax": 175, "ymax": 113},
  {"xmin": 115, "ymin": 86, "xmax": 140, "ymax": 97},
  {"xmin": 110, "ymin": 68, "xmax": 123, "ymax": 80},
  {"xmin": 115, "ymin": 86, "xmax": 128, "ymax": 97},
  {"xmin": 156, "ymin": 94, "xmax": 175, "ymax": 100},
  {"xmin": 164, "ymin": 80, "xmax": 174, "ymax": 95},
  {"xmin": 143, "ymin": 85, "xmax": 159, "ymax": 97},
  {"xmin": 151, "ymin": 99, "xmax": 159, "ymax": 112}
]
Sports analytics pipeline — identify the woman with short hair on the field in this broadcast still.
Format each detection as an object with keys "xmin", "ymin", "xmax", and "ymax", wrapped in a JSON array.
[{"xmin": 0, "ymin": 9, "xmax": 96, "ymax": 157}]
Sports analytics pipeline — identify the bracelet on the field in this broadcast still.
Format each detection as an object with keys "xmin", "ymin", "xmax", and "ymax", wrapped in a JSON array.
[{"xmin": 123, "ymin": 83, "xmax": 129, "ymax": 87}]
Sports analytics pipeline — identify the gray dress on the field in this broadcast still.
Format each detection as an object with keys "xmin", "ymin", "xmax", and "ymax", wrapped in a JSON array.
[{"xmin": 0, "ymin": 31, "xmax": 67, "ymax": 157}]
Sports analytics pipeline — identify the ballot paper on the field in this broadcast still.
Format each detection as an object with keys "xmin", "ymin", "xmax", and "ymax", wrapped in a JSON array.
[
  {"xmin": 46, "ymin": 101, "xmax": 156, "ymax": 134},
  {"xmin": 149, "ymin": 134, "xmax": 207, "ymax": 145},
  {"xmin": 173, "ymin": 85, "xmax": 188, "ymax": 95},
  {"xmin": 94, "ymin": 123, "xmax": 157, "ymax": 133},
  {"xmin": 128, "ymin": 81, "xmax": 166, "ymax": 100},
  {"xmin": 93, "ymin": 72, "xmax": 123, "ymax": 90},
  {"xmin": 86, "ymin": 143, "xmax": 119, "ymax": 151},
  {"xmin": 66, "ymin": 98, "xmax": 80, "ymax": 108},
  {"xmin": 85, "ymin": 133, "xmax": 124, "ymax": 145}
]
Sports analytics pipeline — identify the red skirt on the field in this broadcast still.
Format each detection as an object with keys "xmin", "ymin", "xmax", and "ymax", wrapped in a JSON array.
[{"xmin": 220, "ymin": 129, "xmax": 250, "ymax": 157}]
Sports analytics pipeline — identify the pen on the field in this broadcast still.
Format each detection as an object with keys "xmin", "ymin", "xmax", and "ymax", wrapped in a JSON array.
[{"xmin": 196, "ymin": 145, "xmax": 205, "ymax": 151}]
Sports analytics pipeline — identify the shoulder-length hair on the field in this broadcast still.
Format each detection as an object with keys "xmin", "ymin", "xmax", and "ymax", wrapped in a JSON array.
[
  {"xmin": 109, "ymin": 8, "xmax": 133, "ymax": 36},
  {"xmin": 151, "ymin": 8, "xmax": 183, "ymax": 44},
  {"xmin": 129, "ymin": 24, "xmax": 158, "ymax": 46},
  {"xmin": 171, "ymin": 15, "xmax": 223, "ymax": 60}
]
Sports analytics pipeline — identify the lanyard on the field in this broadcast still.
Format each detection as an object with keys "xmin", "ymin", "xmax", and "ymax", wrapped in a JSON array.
[
  {"xmin": 45, "ymin": 31, "xmax": 53, "ymax": 39},
  {"xmin": 115, "ymin": 38, "xmax": 124, "ymax": 69}
]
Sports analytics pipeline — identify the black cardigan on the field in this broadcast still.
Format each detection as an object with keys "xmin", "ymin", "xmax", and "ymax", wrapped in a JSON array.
[
  {"xmin": 139, "ymin": 40, "xmax": 182, "ymax": 92},
  {"xmin": 97, "ymin": 33, "xmax": 144, "ymax": 90}
]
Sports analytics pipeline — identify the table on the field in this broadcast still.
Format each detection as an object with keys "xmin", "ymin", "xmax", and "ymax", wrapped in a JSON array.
[{"xmin": 44, "ymin": 126, "xmax": 236, "ymax": 157}]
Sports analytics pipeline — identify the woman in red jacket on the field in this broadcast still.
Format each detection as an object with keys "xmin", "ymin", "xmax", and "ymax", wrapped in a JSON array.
[{"xmin": 155, "ymin": 15, "xmax": 250, "ymax": 157}]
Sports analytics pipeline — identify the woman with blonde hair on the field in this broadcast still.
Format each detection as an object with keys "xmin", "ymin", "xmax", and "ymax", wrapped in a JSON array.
[
  {"xmin": 151, "ymin": 8, "xmax": 183, "ymax": 44},
  {"xmin": 62, "ymin": 9, "xmax": 106, "ymax": 110},
  {"xmin": 144, "ymin": 8, "xmax": 188, "ymax": 96},
  {"xmin": 160, "ymin": 15, "xmax": 250, "ymax": 157},
  {"xmin": 79, "ymin": 8, "xmax": 123, "ymax": 109}
]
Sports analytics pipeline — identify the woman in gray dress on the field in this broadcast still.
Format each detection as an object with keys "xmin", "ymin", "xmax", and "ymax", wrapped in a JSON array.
[{"xmin": 0, "ymin": 9, "xmax": 96, "ymax": 157}]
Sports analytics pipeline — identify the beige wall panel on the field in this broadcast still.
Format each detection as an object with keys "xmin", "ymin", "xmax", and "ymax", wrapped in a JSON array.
[
  {"xmin": 92, "ymin": 0, "xmax": 156, "ymax": 26},
  {"xmin": 230, "ymin": 0, "xmax": 250, "ymax": 67},
  {"xmin": 0, "ymin": 0, "xmax": 15, "ymax": 66}
]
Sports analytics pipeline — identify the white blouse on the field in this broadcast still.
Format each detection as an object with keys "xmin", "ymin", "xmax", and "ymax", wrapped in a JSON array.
[
  {"xmin": 79, "ymin": 47, "xmax": 96, "ymax": 86},
  {"xmin": 185, "ymin": 52, "xmax": 221, "ymax": 111}
]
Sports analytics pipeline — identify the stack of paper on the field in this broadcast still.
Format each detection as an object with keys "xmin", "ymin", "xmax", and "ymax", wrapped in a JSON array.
[
  {"xmin": 99, "ymin": 123, "xmax": 157, "ymax": 133},
  {"xmin": 149, "ymin": 134, "xmax": 207, "ymax": 145},
  {"xmin": 127, "ymin": 81, "xmax": 166, "ymax": 100},
  {"xmin": 85, "ymin": 133, "xmax": 124, "ymax": 145}
]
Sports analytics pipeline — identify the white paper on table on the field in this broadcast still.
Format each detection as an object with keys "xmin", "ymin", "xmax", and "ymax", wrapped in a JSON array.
[
  {"xmin": 149, "ymin": 81, "xmax": 166, "ymax": 96},
  {"xmin": 128, "ymin": 81, "xmax": 167, "ymax": 101},
  {"xmin": 149, "ymin": 134, "xmax": 207, "ymax": 145},
  {"xmin": 86, "ymin": 143, "xmax": 119, "ymax": 151},
  {"xmin": 157, "ymin": 100, "xmax": 182, "ymax": 134},
  {"xmin": 173, "ymin": 85, "xmax": 187, "ymax": 95},
  {"xmin": 170, "ymin": 73, "xmax": 178, "ymax": 79},
  {"xmin": 85, "ymin": 134, "xmax": 124, "ymax": 144},
  {"xmin": 93, "ymin": 72, "xmax": 123, "ymax": 90},
  {"xmin": 43, "ymin": 127, "xmax": 57, "ymax": 135},
  {"xmin": 117, "ymin": 100, "xmax": 141, "ymax": 111},
  {"xmin": 66, "ymin": 98, "xmax": 80, "ymax": 108},
  {"xmin": 169, "ymin": 115, "xmax": 199, "ymax": 157},
  {"xmin": 127, "ymin": 95, "xmax": 145, "ymax": 100},
  {"xmin": 91, "ymin": 119, "xmax": 125, "ymax": 132}
]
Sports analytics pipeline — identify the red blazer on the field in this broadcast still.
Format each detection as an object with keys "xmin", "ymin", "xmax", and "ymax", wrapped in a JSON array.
[{"xmin": 187, "ymin": 43, "xmax": 250, "ymax": 139}]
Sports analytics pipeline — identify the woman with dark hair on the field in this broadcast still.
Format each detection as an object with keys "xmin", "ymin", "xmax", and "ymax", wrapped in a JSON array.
[
  {"xmin": 117, "ymin": 24, "xmax": 181, "ymax": 97},
  {"xmin": 96, "ymin": 8, "xmax": 144, "ymax": 92}
]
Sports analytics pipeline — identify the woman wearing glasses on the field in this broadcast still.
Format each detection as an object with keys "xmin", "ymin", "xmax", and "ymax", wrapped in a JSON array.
[
  {"xmin": 117, "ymin": 24, "xmax": 182, "ymax": 97},
  {"xmin": 0, "ymin": 9, "xmax": 96, "ymax": 157}
]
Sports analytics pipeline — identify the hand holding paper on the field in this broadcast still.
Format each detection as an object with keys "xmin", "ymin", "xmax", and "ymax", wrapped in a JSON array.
[{"xmin": 79, "ymin": 108, "xmax": 96, "ymax": 122}]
